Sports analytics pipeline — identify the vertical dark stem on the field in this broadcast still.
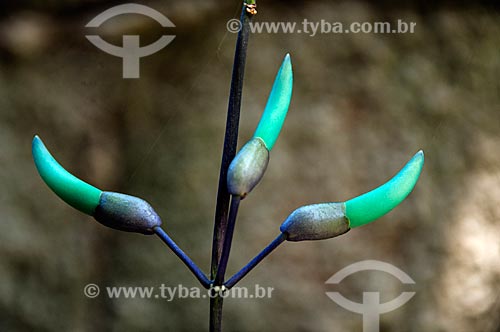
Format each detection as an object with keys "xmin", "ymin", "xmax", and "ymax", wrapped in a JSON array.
[
  {"xmin": 214, "ymin": 196, "xmax": 241, "ymax": 284},
  {"xmin": 210, "ymin": 7, "xmax": 252, "ymax": 278},
  {"xmin": 209, "ymin": 2, "xmax": 255, "ymax": 331}
]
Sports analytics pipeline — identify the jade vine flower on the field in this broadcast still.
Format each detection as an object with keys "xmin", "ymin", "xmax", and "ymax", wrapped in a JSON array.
[
  {"xmin": 32, "ymin": 135, "xmax": 162, "ymax": 234},
  {"xmin": 227, "ymin": 54, "xmax": 293, "ymax": 197},
  {"xmin": 280, "ymin": 151, "xmax": 424, "ymax": 241}
]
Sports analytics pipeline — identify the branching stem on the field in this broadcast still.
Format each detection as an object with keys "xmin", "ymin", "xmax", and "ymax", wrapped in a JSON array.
[
  {"xmin": 224, "ymin": 233, "xmax": 286, "ymax": 289},
  {"xmin": 154, "ymin": 227, "xmax": 211, "ymax": 288}
]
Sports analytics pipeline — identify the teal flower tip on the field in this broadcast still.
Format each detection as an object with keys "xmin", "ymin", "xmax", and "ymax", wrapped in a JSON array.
[
  {"xmin": 32, "ymin": 135, "xmax": 102, "ymax": 216},
  {"xmin": 284, "ymin": 52, "xmax": 291, "ymax": 64},
  {"xmin": 253, "ymin": 53, "xmax": 293, "ymax": 150},
  {"xmin": 345, "ymin": 150, "xmax": 424, "ymax": 228}
]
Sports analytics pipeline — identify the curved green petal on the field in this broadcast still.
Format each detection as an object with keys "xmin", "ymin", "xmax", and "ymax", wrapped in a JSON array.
[
  {"xmin": 32, "ymin": 135, "xmax": 102, "ymax": 215},
  {"xmin": 345, "ymin": 151, "xmax": 424, "ymax": 228},
  {"xmin": 253, "ymin": 53, "xmax": 293, "ymax": 150}
]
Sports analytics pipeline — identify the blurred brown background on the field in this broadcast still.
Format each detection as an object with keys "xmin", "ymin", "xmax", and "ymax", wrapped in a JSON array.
[{"xmin": 1, "ymin": 0, "xmax": 499, "ymax": 331}]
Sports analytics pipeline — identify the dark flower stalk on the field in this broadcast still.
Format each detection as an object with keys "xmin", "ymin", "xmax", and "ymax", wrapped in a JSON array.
[
  {"xmin": 209, "ymin": 2, "xmax": 256, "ymax": 331},
  {"xmin": 154, "ymin": 227, "xmax": 211, "ymax": 288},
  {"xmin": 224, "ymin": 233, "xmax": 287, "ymax": 289}
]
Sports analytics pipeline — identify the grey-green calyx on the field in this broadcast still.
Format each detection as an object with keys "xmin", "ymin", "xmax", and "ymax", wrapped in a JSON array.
[
  {"xmin": 280, "ymin": 203, "xmax": 350, "ymax": 241},
  {"xmin": 227, "ymin": 137, "xmax": 269, "ymax": 198},
  {"xmin": 95, "ymin": 192, "xmax": 162, "ymax": 235}
]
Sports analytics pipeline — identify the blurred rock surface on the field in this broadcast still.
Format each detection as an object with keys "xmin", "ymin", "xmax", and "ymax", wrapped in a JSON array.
[{"xmin": 0, "ymin": 1, "xmax": 499, "ymax": 331}]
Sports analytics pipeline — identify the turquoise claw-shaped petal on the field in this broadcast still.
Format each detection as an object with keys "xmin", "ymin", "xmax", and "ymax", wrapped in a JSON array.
[
  {"xmin": 345, "ymin": 150, "xmax": 424, "ymax": 228},
  {"xmin": 32, "ymin": 135, "xmax": 102, "ymax": 215},
  {"xmin": 32, "ymin": 135, "xmax": 162, "ymax": 234},
  {"xmin": 253, "ymin": 53, "xmax": 293, "ymax": 150}
]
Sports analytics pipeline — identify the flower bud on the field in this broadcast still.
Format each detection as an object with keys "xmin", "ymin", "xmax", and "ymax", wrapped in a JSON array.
[
  {"xmin": 280, "ymin": 151, "xmax": 424, "ymax": 241},
  {"xmin": 226, "ymin": 54, "xmax": 293, "ymax": 198},
  {"xmin": 32, "ymin": 135, "xmax": 162, "ymax": 235}
]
